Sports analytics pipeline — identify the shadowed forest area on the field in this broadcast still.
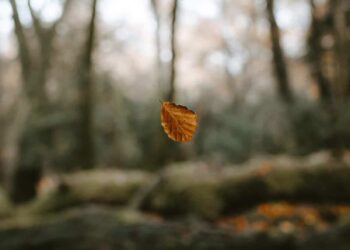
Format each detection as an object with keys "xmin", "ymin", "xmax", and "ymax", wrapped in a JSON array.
[{"xmin": 1, "ymin": 0, "xmax": 350, "ymax": 249}]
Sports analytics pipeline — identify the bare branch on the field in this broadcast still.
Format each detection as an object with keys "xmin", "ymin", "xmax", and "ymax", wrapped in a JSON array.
[
  {"xmin": 36, "ymin": 0, "xmax": 73, "ymax": 89},
  {"xmin": 28, "ymin": 0, "xmax": 72, "ymax": 58},
  {"xmin": 49, "ymin": 0, "xmax": 73, "ymax": 36},
  {"xmin": 82, "ymin": 0, "xmax": 98, "ymax": 69},
  {"xmin": 27, "ymin": 0, "xmax": 44, "ymax": 42},
  {"xmin": 9, "ymin": 0, "xmax": 31, "ymax": 80}
]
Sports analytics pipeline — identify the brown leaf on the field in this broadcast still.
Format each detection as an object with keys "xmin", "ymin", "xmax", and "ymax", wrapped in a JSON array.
[{"xmin": 161, "ymin": 101, "xmax": 198, "ymax": 142}]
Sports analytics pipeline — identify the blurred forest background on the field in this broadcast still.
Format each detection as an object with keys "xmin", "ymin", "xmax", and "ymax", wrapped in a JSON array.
[{"xmin": 1, "ymin": 0, "xmax": 350, "ymax": 249}]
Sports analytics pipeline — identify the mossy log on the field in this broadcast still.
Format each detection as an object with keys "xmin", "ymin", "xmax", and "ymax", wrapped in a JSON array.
[
  {"xmin": 0, "ymin": 207, "xmax": 350, "ymax": 250},
  {"xmin": 0, "ymin": 187, "xmax": 12, "ymax": 218},
  {"xmin": 24, "ymin": 169, "xmax": 151, "ymax": 214},
  {"xmin": 24, "ymin": 159, "xmax": 350, "ymax": 219},
  {"xmin": 143, "ymin": 162, "xmax": 350, "ymax": 218}
]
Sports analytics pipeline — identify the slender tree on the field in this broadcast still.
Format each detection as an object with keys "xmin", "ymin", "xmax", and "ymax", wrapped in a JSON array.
[
  {"xmin": 307, "ymin": 0, "xmax": 332, "ymax": 101},
  {"xmin": 167, "ymin": 0, "xmax": 178, "ymax": 102},
  {"xmin": 75, "ymin": 0, "xmax": 98, "ymax": 169},
  {"xmin": 151, "ymin": 0, "xmax": 183, "ymax": 167},
  {"xmin": 333, "ymin": 0, "xmax": 349, "ymax": 99},
  {"xmin": 150, "ymin": 0, "xmax": 163, "ymax": 91},
  {"xmin": 266, "ymin": 0, "xmax": 293, "ymax": 103}
]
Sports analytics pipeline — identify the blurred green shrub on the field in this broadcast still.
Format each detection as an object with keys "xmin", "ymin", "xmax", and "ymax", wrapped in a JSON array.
[
  {"xmin": 0, "ymin": 187, "xmax": 12, "ymax": 218},
  {"xmin": 194, "ymin": 98, "xmax": 350, "ymax": 164}
]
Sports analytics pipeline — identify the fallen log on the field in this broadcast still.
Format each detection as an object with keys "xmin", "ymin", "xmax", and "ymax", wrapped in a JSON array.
[
  {"xmin": 142, "ymin": 162, "xmax": 350, "ymax": 218},
  {"xmin": 24, "ymin": 160, "xmax": 350, "ymax": 219}
]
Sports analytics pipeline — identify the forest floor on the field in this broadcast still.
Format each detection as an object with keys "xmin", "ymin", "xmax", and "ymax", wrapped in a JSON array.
[{"xmin": 1, "ymin": 151, "xmax": 350, "ymax": 250}]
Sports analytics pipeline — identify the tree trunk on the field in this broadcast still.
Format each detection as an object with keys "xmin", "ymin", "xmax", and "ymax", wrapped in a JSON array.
[
  {"xmin": 150, "ymin": 0, "xmax": 163, "ymax": 93},
  {"xmin": 333, "ymin": 0, "xmax": 349, "ymax": 99},
  {"xmin": 266, "ymin": 0, "xmax": 293, "ymax": 103},
  {"xmin": 167, "ymin": 0, "xmax": 178, "ymax": 102},
  {"xmin": 75, "ymin": 0, "xmax": 98, "ymax": 169},
  {"xmin": 151, "ymin": 0, "xmax": 182, "ymax": 167},
  {"xmin": 307, "ymin": 0, "xmax": 332, "ymax": 102}
]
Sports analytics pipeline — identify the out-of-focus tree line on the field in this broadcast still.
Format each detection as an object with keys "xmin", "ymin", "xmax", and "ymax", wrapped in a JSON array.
[{"xmin": 0, "ymin": 0, "xmax": 349, "ymax": 204}]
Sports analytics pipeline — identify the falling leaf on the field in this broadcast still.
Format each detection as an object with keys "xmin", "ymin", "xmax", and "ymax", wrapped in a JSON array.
[{"xmin": 161, "ymin": 101, "xmax": 198, "ymax": 142}]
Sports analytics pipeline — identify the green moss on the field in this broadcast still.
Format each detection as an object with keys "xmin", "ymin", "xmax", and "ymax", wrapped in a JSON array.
[
  {"xmin": 0, "ymin": 188, "xmax": 12, "ymax": 217},
  {"xmin": 23, "ymin": 187, "xmax": 78, "ymax": 215},
  {"xmin": 265, "ymin": 169, "xmax": 303, "ymax": 195},
  {"xmin": 148, "ymin": 163, "xmax": 223, "ymax": 219},
  {"xmin": 150, "ymin": 181, "xmax": 222, "ymax": 219},
  {"xmin": 24, "ymin": 169, "xmax": 152, "ymax": 214}
]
